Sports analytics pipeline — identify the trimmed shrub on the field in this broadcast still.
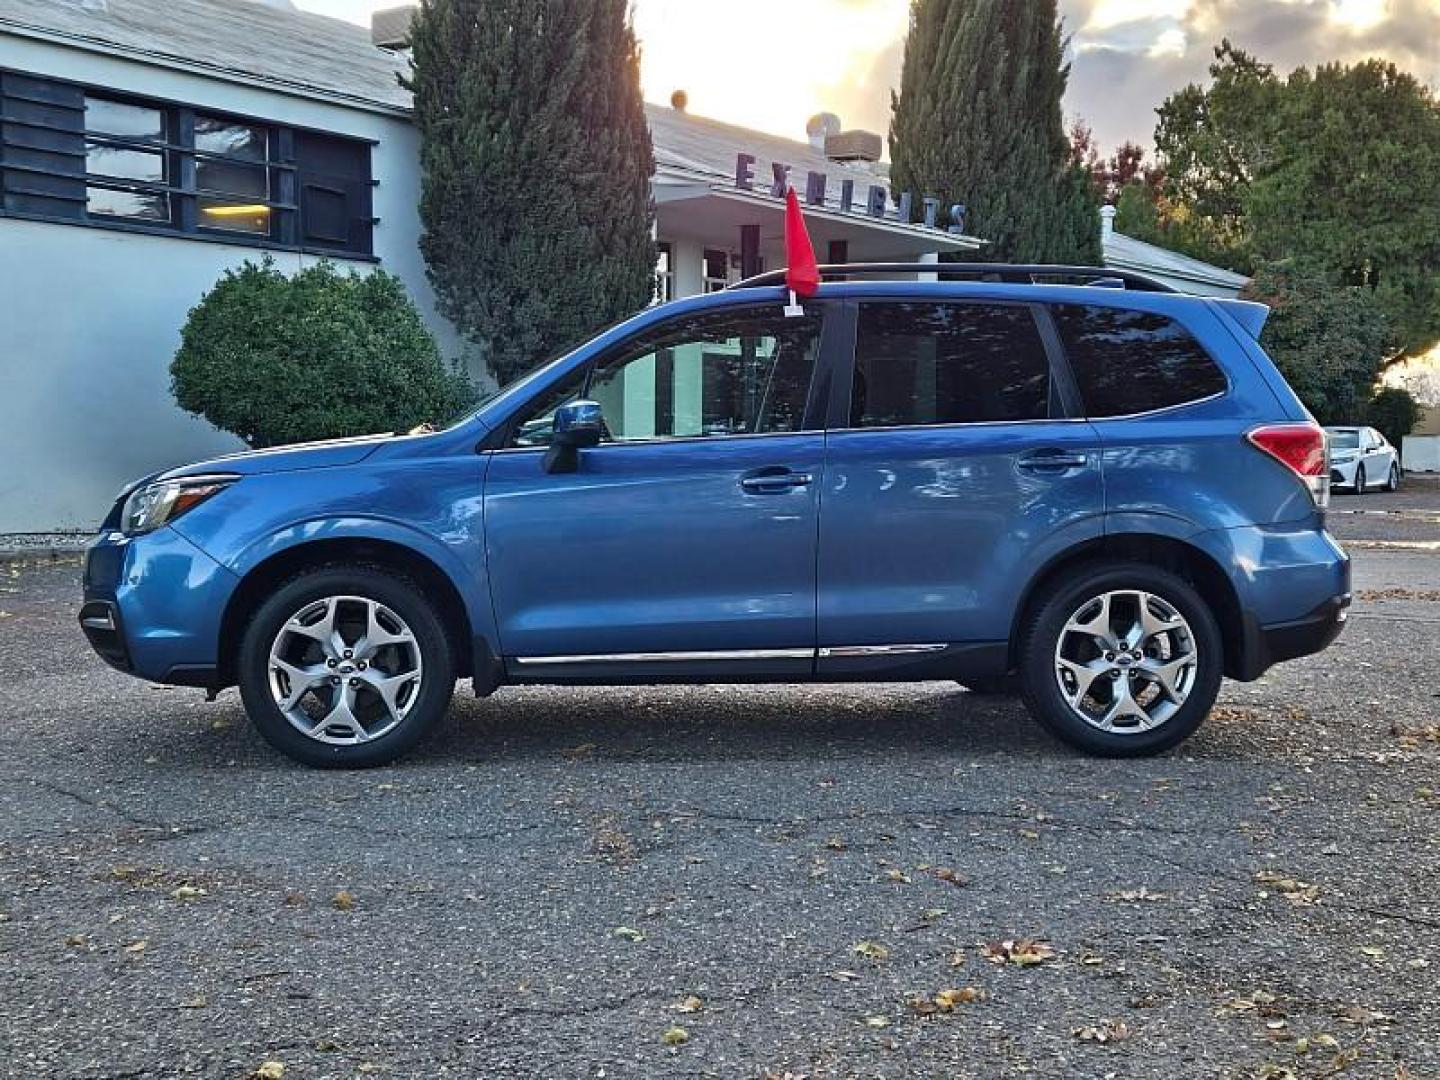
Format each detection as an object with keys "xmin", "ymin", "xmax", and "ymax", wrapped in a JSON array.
[{"xmin": 172, "ymin": 259, "xmax": 474, "ymax": 448}]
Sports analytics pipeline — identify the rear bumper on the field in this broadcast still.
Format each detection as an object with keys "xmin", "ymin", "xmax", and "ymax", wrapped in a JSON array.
[{"xmin": 1236, "ymin": 591, "xmax": 1351, "ymax": 681}]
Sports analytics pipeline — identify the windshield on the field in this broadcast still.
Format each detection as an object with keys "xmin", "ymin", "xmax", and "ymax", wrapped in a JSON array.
[{"xmin": 1328, "ymin": 430, "xmax": 1360, "ymax": 449}]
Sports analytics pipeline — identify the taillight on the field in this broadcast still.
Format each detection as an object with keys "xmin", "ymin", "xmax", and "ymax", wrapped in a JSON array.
[{"xmin": 1247, "ymin": 423, "xmax": 1329, "ymax": 508}]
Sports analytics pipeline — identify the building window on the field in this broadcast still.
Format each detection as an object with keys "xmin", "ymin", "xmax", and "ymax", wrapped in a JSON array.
[
  {"xmin": 703, "ymin": 248, "xmax": 733, "ymax": 293},
  {"xmin": 84, "ymin": 96, "xmax": 170, "ymax": 223},
  {"xmin": 1, "ymin": 69, "xmax": 374, "ymax": 257},
  {"xmin": 654, "ymin": 242, "xmax": 675, "ymax": 305}
]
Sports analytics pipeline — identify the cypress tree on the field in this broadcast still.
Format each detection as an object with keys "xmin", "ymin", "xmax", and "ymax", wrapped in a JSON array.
[
  {"xmin": 404, "ymin": 0, "xmax": 656, "ymax": 385},
  {"xmin": 889, "ymin": 0, "xmax": 1101, "ymax": 264}
]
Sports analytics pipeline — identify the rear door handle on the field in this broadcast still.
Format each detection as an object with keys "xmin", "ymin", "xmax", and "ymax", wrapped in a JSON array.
[
  {"xmin": 740, "ymin": 467, "xmax": 814, "ymax": 493},
  {"xmin": 1018, "ymin": 449, "xmax": 1090, "ymax": 472}
]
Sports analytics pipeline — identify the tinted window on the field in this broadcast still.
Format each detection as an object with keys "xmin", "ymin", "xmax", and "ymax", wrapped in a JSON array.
[
  {"xmin": 850, "ymin": 303, "xmax": 1051, "ymax": 427},
  {"xmin": 587, "ymin": 307, "xmax": 822, "ymax": 441},
  {"xmin": 1052, "ymin": 305, "xmax": 1226, "ymax": 418}
]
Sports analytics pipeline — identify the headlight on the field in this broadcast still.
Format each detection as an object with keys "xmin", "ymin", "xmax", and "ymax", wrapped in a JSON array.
[{"xmin": 121, "ymin": 475, "xmax": 237, "ymax": 535}]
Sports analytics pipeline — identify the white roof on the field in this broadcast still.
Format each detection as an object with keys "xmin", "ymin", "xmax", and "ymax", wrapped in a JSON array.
[{"xmin": 1103, "ymin": 230, "xmax": 1250, "ymax": 293}]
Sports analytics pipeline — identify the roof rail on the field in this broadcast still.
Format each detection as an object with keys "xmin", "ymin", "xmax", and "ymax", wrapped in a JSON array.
[{"xmin": 728, "ymin": 262, "xmax": 1178, "ymax": 294}]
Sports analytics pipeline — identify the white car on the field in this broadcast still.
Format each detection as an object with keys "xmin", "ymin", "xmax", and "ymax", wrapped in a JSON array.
[{"xmin": 1326, "ymin": 426, "xmax": 1401, "ymax": 493}]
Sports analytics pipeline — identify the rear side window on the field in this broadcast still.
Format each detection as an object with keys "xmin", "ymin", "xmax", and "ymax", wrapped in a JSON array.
[
  {"xmin": 1051, "ymin": 305, "xmax": 1227, "ymax": 418},
  {"xmin": 851, "ymin": 302, "xmax": 1051, "ymax": 427}
]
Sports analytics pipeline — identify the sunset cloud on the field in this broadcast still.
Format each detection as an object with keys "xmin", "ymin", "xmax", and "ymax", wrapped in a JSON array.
[{"xmin": 299, "ymin": 0, "xmax": 1440, "ymax": 152}]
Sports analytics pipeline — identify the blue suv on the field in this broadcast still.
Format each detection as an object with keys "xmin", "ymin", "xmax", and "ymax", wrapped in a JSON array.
[{"xmin": 80, "ymin": 264, "xmax": 1350, "ymax": 767}]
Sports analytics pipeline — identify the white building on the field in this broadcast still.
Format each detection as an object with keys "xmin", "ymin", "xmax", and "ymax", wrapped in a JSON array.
[{"xmin": 0, "ymin": 0, "xmax": 1242, "ymax": 534}]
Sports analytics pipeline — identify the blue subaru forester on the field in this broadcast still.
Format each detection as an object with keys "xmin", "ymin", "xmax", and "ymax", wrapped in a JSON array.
[{"xmin": 81, "ymin": 264, "xmax": 1350, "ymax": 767}]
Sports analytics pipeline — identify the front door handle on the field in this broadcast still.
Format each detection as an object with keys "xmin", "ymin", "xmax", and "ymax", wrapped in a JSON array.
[
  {"xmin": 740, "ymin": 467, "xmax": 814, "ymax": 493},
  {"xmin": 1018, "ymin": 449, "xmax": 1090, "ymax": 472}
]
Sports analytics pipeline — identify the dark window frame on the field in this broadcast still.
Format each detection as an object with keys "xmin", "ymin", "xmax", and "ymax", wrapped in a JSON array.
[
  {"xmin": 1, "ymin": 66, "xmax": 377, "ymax": 259},
  {"xmin": 834, "ymin": 298, "xmax": 1074, "ymax": 431}
]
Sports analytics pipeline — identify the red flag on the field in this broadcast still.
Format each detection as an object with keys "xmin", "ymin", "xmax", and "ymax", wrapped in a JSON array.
[{"xmin": 784, "ymin": 187, "xmax": 820, "ymax": 297}]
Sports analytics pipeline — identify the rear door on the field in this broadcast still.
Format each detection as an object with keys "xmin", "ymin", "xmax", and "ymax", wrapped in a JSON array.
[{"xmin": 815, "ymin": 298, "xmax": 1105, "ymax": 670}]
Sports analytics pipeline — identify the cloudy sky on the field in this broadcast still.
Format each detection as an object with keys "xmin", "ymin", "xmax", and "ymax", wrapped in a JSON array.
[{"xmin": 298, "ymin": 0, "xmax": 1440, "ymax": 152}]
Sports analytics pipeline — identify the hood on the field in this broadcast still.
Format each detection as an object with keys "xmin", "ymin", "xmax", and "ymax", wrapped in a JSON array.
[{"xmin": 162, "ymin": 432, "xmax": 391, "ymax": 479}]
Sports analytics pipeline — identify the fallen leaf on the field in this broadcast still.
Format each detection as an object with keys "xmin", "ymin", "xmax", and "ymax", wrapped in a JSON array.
[
  {"xmin": 1073, "ymin": 1019, "xmax": 1131, "ymax": 1044},
  {"xmin": 981, "ymin": 938, "xmax": 1055, "ymax": 966},
  {"xmin": 253, "ymin": 1064, "xmax": 285, "ymax": 1080},
  {"xmin": 931, "ymin": 867, "xmax": 968, "ymax": 887},
  {"xmin": 853, "ymin": 940, "xmax": 890, "ymax": 961},
  {"xmin": 661, "ymin": 1025, "xmax": 688, "ymax": 1046},
  {"xmin": 826, "ymin": 970, "xmax": 862, "ymax": 983},
  {"xmin": 170, "ymin": 885, "xmax": 206, "ymax": 901},
  {"xmin": 674, "ymin": 995, "xmax": 703, "ymax": 1013},
  {"xmin": 124, "ymin": 939, "xmax": 147, "ymax": 954},
  {"xmin": 883, "ymin": 869, "xmax": 912, "ymax": 885},
  {"xmin": 1337, "ymin": 1005, "xmax": 1393, "ymax": 1026},
  {"xmin": 921, "ymin": 907, "xmax": 947, "ymax": 921},
  {"xmin": 823, "ymin": 837, "xmax": 847, "ymax": 851},
  {"xmin": 179, "ymin": 995, "xmax": 208, "ymax": 1009},
  {"xmin": 611, "ymin": 926, "xmax": 645, "ymax": 943},
  {"xmin": 332, "ymin": 890, "xmax": 355, "ymax": 912},
  {"xmin": 862, "ymin": 1015, "xmax": 890, "ymax": 1028},
  {"xmin": 1256, "ymin": 871, "xmax": 1321, "ymax": 906},
  {"xmin": 933, "ymin": 987, "xmax": 986, "ymax": 1010}
]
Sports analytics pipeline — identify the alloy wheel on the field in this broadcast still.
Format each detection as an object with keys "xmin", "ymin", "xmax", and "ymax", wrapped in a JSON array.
[
  {"xmin": 1053, "ymin": 590, "xmax": 1198, "ymax": 735},
  {"xmin": 267, "ymin": 595, "xmax": 424, "ymax": 745}
]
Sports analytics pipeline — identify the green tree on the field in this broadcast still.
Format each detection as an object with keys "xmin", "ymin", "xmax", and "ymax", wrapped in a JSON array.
[
  {"xmin": 404, "ymin": 0, "xmax": 656, "ymax": 386},
  {"xmin": 1365, "ymin": 387, "xmax": 1420, "ymax": 449},
  {"xmin": 889, "ymin": 0, "xmax": 1100, "ymax": 263},
  {"xmin": 1156, "ymin": 44, "xmax": 1440, "ymax": 356},
  {"xmin": 172, "ymin": 260, "xmax": 473, "ymax": 448},
  {"xmin": 1243, "ymin": 262, "xmax": 1400, "ymax": 425}
]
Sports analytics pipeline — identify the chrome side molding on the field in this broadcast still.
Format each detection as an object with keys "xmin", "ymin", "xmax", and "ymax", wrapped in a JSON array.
[{"xmin": 513, "ymin": 644, "xmax": 948, "ymax": 666}]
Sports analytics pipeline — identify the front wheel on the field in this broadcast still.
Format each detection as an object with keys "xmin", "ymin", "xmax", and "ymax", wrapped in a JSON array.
[
  {"xmin": 1017, "ymin": 563, "xmax": 1223, "ymax": 757},
  {"xmin": 237, "ymin": 565, "xmax": 455, "ymax": 768},
  {"xmin": 1355, "ymin": 464, "xmax": 1367, "ymax": 494}
]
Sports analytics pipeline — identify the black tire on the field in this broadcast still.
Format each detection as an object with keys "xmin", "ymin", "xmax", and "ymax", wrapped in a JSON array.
[
  {"xmin": 1388, "ymin": 462, "xmax": 1401, "ymax": 492},
  {"xmin": 1017, "ymin": 562, "xmax": 1224, "ymax": 758},
  {"xmin": 237, "ymin": 565, "xmax": 455, "ymax": 768},
  {"xmin": 1355, "ymin": 464, "xmax": 1367, "ymax": 494}
]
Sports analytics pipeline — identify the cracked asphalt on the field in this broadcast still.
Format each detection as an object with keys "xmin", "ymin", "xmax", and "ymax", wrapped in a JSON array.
[{"xmin": 2, "ymin": 483, "xmax": 1437, "ymax": 1079}]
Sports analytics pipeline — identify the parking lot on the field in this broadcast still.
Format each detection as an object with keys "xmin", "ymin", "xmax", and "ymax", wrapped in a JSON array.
[{"xmin": 2, "ymin": 483, "xmax": 1437, "ymax": 1079}]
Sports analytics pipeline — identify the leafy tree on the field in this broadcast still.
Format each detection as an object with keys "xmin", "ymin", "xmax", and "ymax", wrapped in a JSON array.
[
  {"xmin": 890, "ymin": 0, "xmax": 1100, "ymax": 263},
  {"xmin": 1243, "ymin": 262, "xmax": 1400, "ymax": 425},
  {"xmin": 1156, "ymin": 43, "xmax": 1440, "ymax": 356},
  {"xmin": 1366, "ymin": 387, "xmax": 1420, "ymax": 449},
  {"xmin": 172, "ymin": 260, "xmax": 473, "ymax": 448},
  {"xmin": 404, "ymin": 0, "xmax": 656, "ymax": 386}
]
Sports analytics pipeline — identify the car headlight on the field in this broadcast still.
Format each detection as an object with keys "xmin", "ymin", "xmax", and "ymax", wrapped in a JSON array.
[{"xmin": 121, "ymin": 475, "xmax": 238, "ymax": 536}]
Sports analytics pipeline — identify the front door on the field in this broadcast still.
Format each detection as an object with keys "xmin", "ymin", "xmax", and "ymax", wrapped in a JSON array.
[
  {"xmin": 485, "ymin": 302, "xmax": 831, "ymax": 678},
  {"xmin": 816, "ymin": 299, "xmax": 1105, "ymax": 670}
]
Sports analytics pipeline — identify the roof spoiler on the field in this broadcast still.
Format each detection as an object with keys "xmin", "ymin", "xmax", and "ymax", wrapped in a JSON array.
[{"xmin": 1213, "ymin": 299, "xmax": 1270, "ymax": 339}]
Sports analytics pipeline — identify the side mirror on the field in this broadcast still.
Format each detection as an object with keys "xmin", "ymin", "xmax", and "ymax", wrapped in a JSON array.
[{"xmin": 543, "ymin": 399, "xmax": 603, "ymax": 473}]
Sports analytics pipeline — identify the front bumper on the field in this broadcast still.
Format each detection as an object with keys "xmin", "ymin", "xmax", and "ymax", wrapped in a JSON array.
[
  {"xmin": 80, "ymin": 527, "xmax": 239, "ymax": 686},
  {"xmin": 1330, "ymin": 458, "xmax": 1360, "ymax": 487}
]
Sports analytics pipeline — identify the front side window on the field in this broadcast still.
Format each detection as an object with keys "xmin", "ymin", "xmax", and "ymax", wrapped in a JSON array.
[
  {"xmin": 1052, "ymin": 305, "xmax": 1227, "ymax": 418},
  {"xmin": 850, "ymin": 302, "xmax": 1052, "ymax": 428},
  {"xmin": 590, "ymin": 307, "xmax": 822, "ymax": 442}
]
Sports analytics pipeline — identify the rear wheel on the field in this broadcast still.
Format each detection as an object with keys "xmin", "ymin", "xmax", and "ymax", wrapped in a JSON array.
[
  {"xmin": 1387, "ymin": 462, "xmax": 1401, "ymax": 491},
  {"xmin": 237, "ymin": 565, "xmax": 455, "ymax": 768},
  {"xmin": 1017, "ymin": 563, "xmax": 1223, "ymax": 757}
]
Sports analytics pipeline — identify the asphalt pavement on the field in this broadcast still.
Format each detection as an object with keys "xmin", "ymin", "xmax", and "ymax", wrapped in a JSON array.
[{"xmin": 2, "ymin": 483, "xmax": 1437, "ymax": 1079}]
